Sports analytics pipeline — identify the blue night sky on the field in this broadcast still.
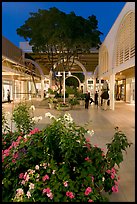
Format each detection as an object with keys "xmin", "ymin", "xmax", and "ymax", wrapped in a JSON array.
[{"xmin": 2, "ymin": 2, "xmax": 126, "ymax": 47}]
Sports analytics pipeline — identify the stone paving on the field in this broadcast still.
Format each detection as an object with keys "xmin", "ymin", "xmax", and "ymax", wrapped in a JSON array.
[{"xmin": 2, "ymin": 99, "xmax": 135, "ymax": 202}]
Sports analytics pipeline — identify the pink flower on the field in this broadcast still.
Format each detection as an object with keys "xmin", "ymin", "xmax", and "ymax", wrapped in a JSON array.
[
  {"xmin": 94, "ymin": 144, "xmax": 98, "ymax": 147},
  {"xmin": 66, "ymin": 191, "xmax": 74, "ymax": 199},
  {"xmin": 42, "ymin": 174, "xmax": 49, "ymax": 181},
  {"xmin": 112, "ymin": 185, "xmax": 118, "ymax": 193},
  {"xmin": 86, "ymin": 138, "xmax": 90, "ymax": 142},
  {"xmin": 111, "ymin": 167, "xmax": 116, "ymax": 174},
  {"xmin": 17, "ymin": 136, "xmax": 22, "ymax": 141},
  {"xmin": 111, "ymin": 173, "xmax": 115, "ymax": 179},
  {"xmin": 19, "ymin": 173, "xmax": 24, "ymax": 179},
  {"xmin": 69, "ymin": 192, "xmax": 74, "ymax": 199},
  {"xmin": 85, "ymin": 187, "xmax": 92, "ymax": 196},
  {"xmin": 23, "ymin": 172, "xmax": 30, "ymax": 181},
  {"xmin": 102, "ymin": 153, "xmax": 105, "ymax": 156},
  {"xmin": 29, "ymin": 128, "xmax": 39, "ymax": 135},
  {"xmin": 43, "ymin": 188, "xmax": 51, "ymax": 194},
  {"xmin": 85, "ymin": 157, "xmax": 90, "ymax": 161},
  {"xmin": 106, "ymin": 169, "xmax": 111, "ymax": 174},
  {"xmin": 91, "ymin": 176, "xmax": 94, "ymax": 182},
  {"xmin": 88, "ymin": 199, "xmax": 94, "ymax": 202},
  {"xmin": 64, "ymin": 181, "xmax": 68, "ymax": 187},
  {"xmin": 13, "ymin": 152, "xmax": 19, "ymax": 159},
  {"xmin": 47, "ymin": 192, "xmax": 53, "ymax": 199},
  {"xmin": 114, "ymin": 180, "xmax": 119, "ymax": 185},
  {"xmin": 12, "ymin": 159, "xmax": 16, "ymax": 163}
]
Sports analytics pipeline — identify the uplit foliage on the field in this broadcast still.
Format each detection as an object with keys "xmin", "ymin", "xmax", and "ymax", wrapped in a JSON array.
[{"xmin": 2, "ymin": 111, "xmax": 132, "ymax": 202}]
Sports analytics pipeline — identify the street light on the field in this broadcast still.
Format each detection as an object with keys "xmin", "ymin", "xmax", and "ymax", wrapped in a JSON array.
[{"xmin": 56, "ymin": 71, "xmax": 71, "ymax": 103}]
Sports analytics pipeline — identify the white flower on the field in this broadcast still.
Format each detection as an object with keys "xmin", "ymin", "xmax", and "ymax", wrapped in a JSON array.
[
  {"xmin": 76, "ymin": 140, "xmax": 80, "ymax": 143},
  {"xmin": 35, "ymin": 165, "xmax": 39, "ymax": 170},
  {"xmin": 29, "ymin": 183, "xmax": 35, "ymax": 190},
  {"xmin": 45, "ymin": 112, "xmax": 56, "ymax": 120},
  {"xmin": 63, "ymin": 113, "xmax": 73, "ymax": 123},
  {"xmin": 102, "ymin": 177, "xmax": 105, "ymax": 182},
  {"xmin": 24, "ymin": 135, "xmax": 28, "ymax": 139},
  {"xmin": 30, "ymin": 105, "xmax": 35, "ymax": 111},
  {"xmin": 87, "ymin": 130, "xmax": 94, "ymax": 136},
  {"xmin": 32, "ymin": 116, "xmax": 42, "ymax": 123},
  {"xmin": 73, "ymin": 167, "xmax": 76, "ymax": 171},
  {"xmin": 26, "ymin": 191, "xmax": 31, "ymax": 198},
  {"xmin": 16, "ymin": 188, "xmax": 24, "ymax": 196},
  {"xmin": 52, "ymin": 170, "xmax": 56, "ymax": 174}
]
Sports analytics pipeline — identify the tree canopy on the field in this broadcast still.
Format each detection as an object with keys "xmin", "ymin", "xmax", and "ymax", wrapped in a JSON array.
[
  {"xmin": 17, "ymin": 7, "xmax": 102, "ymax": 55},
  {"xmin": 17, "ymin": 7, "xmax": 103, "ymax": 93}
]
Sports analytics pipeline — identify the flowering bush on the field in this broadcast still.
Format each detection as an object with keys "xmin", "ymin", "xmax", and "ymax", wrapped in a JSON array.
[
  {"xmin": 12, "ymin": 103, "xmax": 35, "ymax": 134},
  {"xmin": 2, "ymin": 112, "xmax": 132, "ymax": 202}
]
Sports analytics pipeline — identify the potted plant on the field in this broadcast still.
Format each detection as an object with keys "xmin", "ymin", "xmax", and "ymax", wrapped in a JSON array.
[{"xmin": 68, "ymin": 97, "xmax": 80, "ymax": 109}]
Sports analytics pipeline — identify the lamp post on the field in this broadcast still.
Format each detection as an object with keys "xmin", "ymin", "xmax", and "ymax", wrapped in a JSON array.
[{"xmin": 56, "ymin": 71, "xmax": 71, "ymax": 103}]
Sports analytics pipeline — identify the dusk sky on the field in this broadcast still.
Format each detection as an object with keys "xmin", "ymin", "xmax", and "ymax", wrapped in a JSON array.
[{"xmin": 2, "ymin": 2, "xmax": 126, "ymax": 47}]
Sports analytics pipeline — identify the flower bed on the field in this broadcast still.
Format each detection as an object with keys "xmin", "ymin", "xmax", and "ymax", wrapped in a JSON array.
[{"xmin": 2, "ymin": 109, "xmax": 132, "ymax": 202}]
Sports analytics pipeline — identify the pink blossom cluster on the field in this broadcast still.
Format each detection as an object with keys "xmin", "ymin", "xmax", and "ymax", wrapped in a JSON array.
[
  {"xmin": 88, "ymin": 199, "xmax": 94, "ymax": 202},
  {"xmin": 106, "ymin": 167, "xmax": 117, "ymax": 180},
  {"xmin": 42, "ymin": 174, "xmax": 49, "ymax": 181},
  {"xmin": 43, "ymin": 188, "xmax": 53, "ymax": 199},
  {"xmin": 66, "ymin": 191, "xmax": 75, "ymax": 199},
  {"xmin": 2, "ymin": 136, "xmax": 23, "ymax": 162},
  {"xmin": 29, "ymin": 128, "xmax": 40, "ymax": 135},
  {"xmin": 112, "ymin": 185, "xmax": 118, "ymax": 192},
  {"xmin": 85, "ymin": 187, "xmax": 92, "ymax": 196}
]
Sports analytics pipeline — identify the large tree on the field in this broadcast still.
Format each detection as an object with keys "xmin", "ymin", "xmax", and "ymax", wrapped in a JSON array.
[{"xmin": 17, "ymin": 7, "xmax": 103, "ymax": 93}]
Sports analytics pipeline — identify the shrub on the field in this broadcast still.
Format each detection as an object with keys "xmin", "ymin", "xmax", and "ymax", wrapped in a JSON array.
[
  {"xmin": 12, "ymin": 103, "xmax": 35, "ymax": 134},
  {"xmin": 2, "ymin": 113, "xmax": 132, "ymax": 202},
  {"xmin": 68, "ymin": 97, "xmax": 80, "ymax": 106}
]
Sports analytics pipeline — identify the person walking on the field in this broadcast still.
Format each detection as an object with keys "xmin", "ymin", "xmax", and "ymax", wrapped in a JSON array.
[
  {"xmin": 94, "ymin": 91, "xmax": 98, "ymax": 108},
  {"xmin": 85, "ymin": 91, "xmax": 90, "ymax": 109},
  {"xmin": 7, "ymin": 89, "xmax": 11, "ymax": 103}
]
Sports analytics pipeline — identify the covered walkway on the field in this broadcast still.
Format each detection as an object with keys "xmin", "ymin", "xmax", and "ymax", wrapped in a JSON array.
[{"xmin": 2, "ymin": 99, "xmax": 135, "ymax": 202}]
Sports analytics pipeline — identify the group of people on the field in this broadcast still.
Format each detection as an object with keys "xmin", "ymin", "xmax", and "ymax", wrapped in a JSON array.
[{"xmin": 84, "ymin": 90, "xmax": 109, "ymax": 110}]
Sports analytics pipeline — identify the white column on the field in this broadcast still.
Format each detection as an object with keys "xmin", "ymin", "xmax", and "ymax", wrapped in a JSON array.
[
  {"xmin": 12, "ymin": 76, "xmax": 15, "ymax": 102},
  {"xmin": 84, "ymin": 72, "xmax": 88, "ymax": 93},
  {"xmin": 41, "ymin": 77, "xmax": 45, "ymax": 99},
  {"xmin": 109, "ymin": 74, "xmax": 115, "ymax": 110},
  {"xmin": 63, "ymin": 71, "xmax": 65, "ymax": 103},
  {"xmin": 98, "ymin": 79, "xmax": 102, "ymax": 104},
  {"xmin": 93, "ymin": 77, "xmax": 96, "ymax": 99}
]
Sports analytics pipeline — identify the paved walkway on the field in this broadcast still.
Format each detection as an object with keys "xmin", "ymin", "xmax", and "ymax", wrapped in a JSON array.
[{"xmin": 2, "ymin": 99, "xmax": 135, "ymax": 202}]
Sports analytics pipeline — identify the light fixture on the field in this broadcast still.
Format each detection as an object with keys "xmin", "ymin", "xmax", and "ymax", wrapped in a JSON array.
[
  {"xmin": 67, "ymin": 71, "xmax": 71, "ymax": 76},
  {"xmin": 56, "ymin": 71, "xmax": 62, "ymax": 77}
]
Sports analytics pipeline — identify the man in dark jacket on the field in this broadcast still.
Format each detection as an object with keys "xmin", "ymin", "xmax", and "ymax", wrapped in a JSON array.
[{"xmin": 85, "ymin": 91, "xmax": 90, "ymax": 109}]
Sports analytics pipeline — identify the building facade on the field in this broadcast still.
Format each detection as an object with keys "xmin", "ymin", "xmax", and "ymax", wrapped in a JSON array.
[{"xmin": 96, "ymin": 2, "xmax": 135, "ymax": 110}]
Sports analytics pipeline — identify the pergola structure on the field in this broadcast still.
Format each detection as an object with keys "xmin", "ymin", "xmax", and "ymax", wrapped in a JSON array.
[{"xmin": 25, "ymin": 50, "xmax": 99, "ymax": 75}]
